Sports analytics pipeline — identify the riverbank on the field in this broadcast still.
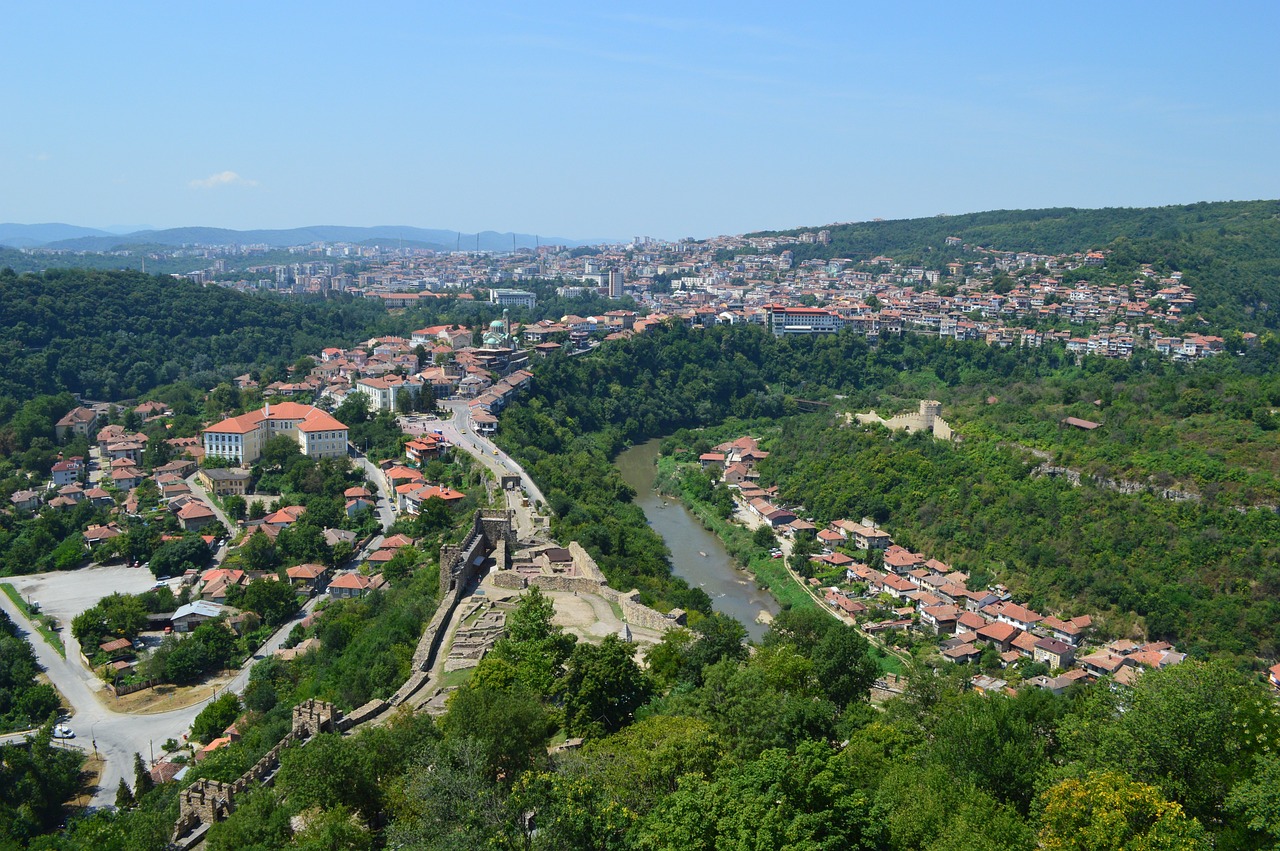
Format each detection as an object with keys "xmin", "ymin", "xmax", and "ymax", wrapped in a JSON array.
[
  {"xmin": 652, "ymin": 454, "xmax": 906, "ymax": 675},
  {"xmin": 653, "ymin": 457, "xmax": 815, "ymax": 612},
  {"xmin": 614, "ymin": 440, "xmax": 778, "ymax": 641}
]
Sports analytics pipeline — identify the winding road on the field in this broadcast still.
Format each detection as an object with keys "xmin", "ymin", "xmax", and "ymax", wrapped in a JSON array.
[
  {"xmin": 0, "ymin": 581, "xmax": 319, "ymax": 809},
  {"xmin": 4, "ymin": 404, "xmax": 545, "ymax": 811},
  {"xmin": 433, "ymin": 401, "xmax": 547, "ymax": 539}
]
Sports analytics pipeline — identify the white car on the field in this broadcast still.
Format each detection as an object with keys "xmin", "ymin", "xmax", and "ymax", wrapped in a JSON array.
[{"xmin": 53, "ymin": 724, "xmax": 75, "ymax": 739}]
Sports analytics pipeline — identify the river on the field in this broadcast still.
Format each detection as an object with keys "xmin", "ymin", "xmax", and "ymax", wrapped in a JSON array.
[{"xmin": 615, "ymin": 439, "xmax": 780, "ymax": 641}]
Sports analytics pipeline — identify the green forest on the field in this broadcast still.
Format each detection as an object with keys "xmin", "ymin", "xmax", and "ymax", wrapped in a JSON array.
[
  {"xmin": 19, "ymin": 588, "xmax": 1280, "ymax": 850},
  {"xmin": 0, "ymin": 268, "xmax": 388, "ymax": 403}
]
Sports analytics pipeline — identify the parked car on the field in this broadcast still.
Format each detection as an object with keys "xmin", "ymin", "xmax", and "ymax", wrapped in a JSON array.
[{"xmin": 53, "ymin": 724, "xmax": 75, "ymax": 739}]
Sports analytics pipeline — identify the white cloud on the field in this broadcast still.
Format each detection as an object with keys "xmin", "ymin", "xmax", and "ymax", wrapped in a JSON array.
[{"xmin": 189, "ymin": 170, "xmax": 257, "ymax": 189}]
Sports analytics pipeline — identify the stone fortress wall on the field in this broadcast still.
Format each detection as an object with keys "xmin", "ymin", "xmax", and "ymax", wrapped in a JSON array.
[
  {"xmin": 171, "ymin": 699, "xmax": 343, "ymax": 846},
  {"xmin": 854, "ymin": 399, "xmax": 953, "ymax": 440},
  {"xmin": 492, "ymin": 541, "xmax": 686, "ymax": 633}
]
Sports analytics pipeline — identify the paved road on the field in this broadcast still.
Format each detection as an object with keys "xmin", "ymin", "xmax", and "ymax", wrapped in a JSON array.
[
  {"xmin": 353, "ymin": 454, "xmax": 397, "ymax": 532},
  {"xmin": 184, "ymin": 474, "xmax": 235, "ymax": 531},
  {"xmin": 436, "ymin": 401, "xmax": 547, "ymax": 539},
  {"xmin": 0, "ymin": 582, "xmax": 321, "ymax": 809}
]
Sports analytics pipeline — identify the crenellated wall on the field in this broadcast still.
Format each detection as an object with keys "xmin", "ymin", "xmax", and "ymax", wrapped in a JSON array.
[
  {"xmin": 172, "ymin": 700, "xmax": 341, "ymax": 842},
  {"xmin": 854, "ymin": 399, "xmax": 953, "ymax": 440}
]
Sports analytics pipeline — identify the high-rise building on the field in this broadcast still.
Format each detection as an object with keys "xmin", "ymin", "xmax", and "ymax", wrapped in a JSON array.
[{"xmin": 608, "ymin": 269, "xmax": 623, "ymax": 298}]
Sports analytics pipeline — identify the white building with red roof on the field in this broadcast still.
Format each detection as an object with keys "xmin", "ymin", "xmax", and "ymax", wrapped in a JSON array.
[{"xmin": 203, "ymin": 402, "xmax": 348, "ymax": 464}]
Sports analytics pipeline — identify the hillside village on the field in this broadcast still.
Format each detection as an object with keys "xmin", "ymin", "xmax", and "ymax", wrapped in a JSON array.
[{"xmin": 695, "ymin": 432, "xmax": 1210, "ymax": 697}]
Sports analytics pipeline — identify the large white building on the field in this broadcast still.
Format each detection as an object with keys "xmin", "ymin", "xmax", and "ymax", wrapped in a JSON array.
[
  {"xmin": 203, "ymin": 402, "xmax": 348, "ymax": 465},
  {"xmin": 354, "ymin": 375, "xmax": 424, "ymax": 413},
  {"xmin": 764, "ymin": 304, "xmax": 846, "ymax": 336},
  {"xmin": 489, "ymin": 288, "xmax": 537, "ymax": 309}
]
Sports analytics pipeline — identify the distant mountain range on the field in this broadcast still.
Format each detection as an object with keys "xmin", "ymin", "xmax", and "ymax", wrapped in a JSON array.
[{"xmin": 0, "ymin": 223, "xmax": 605, "ymax": 251}]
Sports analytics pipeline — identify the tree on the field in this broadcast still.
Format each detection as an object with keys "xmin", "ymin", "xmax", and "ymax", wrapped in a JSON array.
[
  {"xmin": 238, "ymin": 530, "xmax": 279, "ymax": 573},
  {"xmin": 229, "ymin": 577, "xmax": 299, "ymax": 627},
  {"xmin": 696, "ymin": 645, "xmax": 837, "ymax": 762},
  {"xmin": 440, "ymin": 684, "xmax": 553, "ymax": 781},
  {"xmin": 149, "ymin": 536, "xmax": 210, "ymax": 579},
  {"xmin": 565, "ymin": 715, "xmax": 722, "ymax": 816},
  {"xmin": 751, "ymin": 524, "xmax": 775, "ymax": 549},
  {"xmin": 259, "ymin": 433, "xmax": 303, "ymax": 471},
  {"xmin": 763, "ymin": 606, "xmax": 833, "ymax": 657},
  {"xmin": 788, "ymin": 533, "xmax": 818, "ymax": 578},
  {"xmin": 276, "ymin": 732, "xmax": 381, "ymax": 819},
  {"xmin": 222, "ymin": 494, "xmax": 246, "ymax": 520},
  {"xmin": 204, "ymin": 784, "xmax": 294, "ymax": 851},
  {"xmin": 1059, "ymin": 660, "xmax": 1280, "ymax": 825},
  {"xmin": 812, "ymin": 623, "xmax": 878, "ymax": 707},
  {"xmin": 562, "ymin": 634, "xmax": 654, "ymax": 738},
  {"xmin": 114, "ymin": 778, "xmax": 135, "ymax": 810},
  {"xmin": 71, "ymin": 592, "xmax": 148, "ymax": 648},
  {"xmin": 133, "ymin": 751, "xmax": 155, "ymax": 797},
  {"xmin": 685, "ymin": 612, "xmax": 747, "ymax": 683},
  {"xmin": 484, "ymin": 586, "xmax": 576, "ymax": 698},
  {"xmin": 644, "ymin": 627, "xmax": 697, "ymax": 689},
  {"xmin": 191, "ymin": 693, "xmax": 241, "ymax": 744},
  {"xmin": 636, "ymin": 741, "xmax": 879, "ymax": 851},
  {"xmin": 0, "ymin": 735, "xmax": 84, "ymax": 842},
  {"xmin": 510, "ymin": 771, "xmax": 637, "ymax": 850},
  {"xmin": 1038, "ymin": 770, "xmax": 1208, "ymax": 851},
  {"xmin": 387, "ymin": 737, "xmax": 523, "ymax": 849},
  {"xmin": 291, "ymin": 805, "xmax": 373, "ymax": 851},
  {"xmin": 1224, "ymin": 753, "xmax": 1280, "ymax": 847}
]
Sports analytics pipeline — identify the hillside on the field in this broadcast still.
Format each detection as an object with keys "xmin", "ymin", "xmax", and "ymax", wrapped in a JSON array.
[
  {"xmin": 0, "ymin": 268, "xmax": 387, "ymax": 404},
  {"xmin": 0, "ymin": 223, "xmax": 115, "ymax": 247},
  {"xmin": 750, "ymin": 200, "xmax": 1280, "ymax": 329}
]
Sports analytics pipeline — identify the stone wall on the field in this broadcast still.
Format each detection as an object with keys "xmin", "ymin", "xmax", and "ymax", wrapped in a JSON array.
[
  {"xmin": 568, "ymin": 542, "xmax": 608, "ymax": 583},
  {"xmin": 617, "ymin": 589, "xmax": 687, "ymax": 632},
  {"xmin": 490, "ymin": 570, "xmax": 527, "ymax": 589},
  {"xmin": 855, "ymin": 399, "xmax": 953, "ymax": 440},
  {"xmin": 292, "ymin": 698, "xmax": 341, "ymax": 737},
  {"xmin": 342, "ymin": 699, "xmax": 389, "ymax": 729},
  {"xmin": 390, "ymin": 672, "xmax": 429, "ymax": 706},
  {"xmin": 520, "ymin": 543, "xmax": 687, "ymax": 634},
  {"xmin": 529, "ymin": 574, "xmax": 606, "ymax": 595},
  {"xmin": 393, "ymin": 510, "xmax": 518, "ymax": 706},
  {"xmin": 439, "ymin": 509, "xmax": 515, "ymax": 597},
  {"xmin": 106, "ymin": 678, "xmax": 160, "ymax": 697},
  {"xmin": 173, "ymin": 700, "xmax": 340, "ymax": 842}
]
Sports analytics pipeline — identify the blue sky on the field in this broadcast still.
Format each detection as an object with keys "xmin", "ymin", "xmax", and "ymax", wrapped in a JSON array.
[{"xmin": 2, "ymin": 1, "xmax": 1277, "ymax": 239}]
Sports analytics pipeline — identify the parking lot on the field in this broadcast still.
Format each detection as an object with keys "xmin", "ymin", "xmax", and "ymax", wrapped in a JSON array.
[{"xmin": 4, "ymin": 564, "xmax": 169, "ymax": 626}]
